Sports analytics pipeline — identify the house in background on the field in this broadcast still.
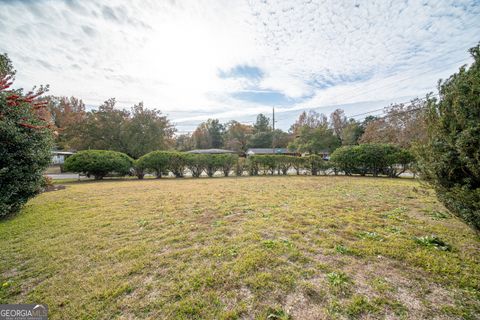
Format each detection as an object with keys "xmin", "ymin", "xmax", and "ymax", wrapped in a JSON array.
[
  {"xmin": 51, "ymin": 151, "xmax": 74, "ymax": 165},
  {"xmin": 246, "ymin": 148, "xmax": 300, "ymax": 157},
  {"xmin": 187, "ymin": 149, "xmax": 238, "ymax": 155}
]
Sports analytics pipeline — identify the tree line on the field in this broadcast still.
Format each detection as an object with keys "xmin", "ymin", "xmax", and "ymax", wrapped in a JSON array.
[{"xmin": 45, "ymin": 94, "xmax": 428, "ymax": 159}]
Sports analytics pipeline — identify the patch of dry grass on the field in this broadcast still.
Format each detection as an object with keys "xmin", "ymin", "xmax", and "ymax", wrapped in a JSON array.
[{"xmin": 1, "ymin": 176, "xmax": 479, "ymax": 319}]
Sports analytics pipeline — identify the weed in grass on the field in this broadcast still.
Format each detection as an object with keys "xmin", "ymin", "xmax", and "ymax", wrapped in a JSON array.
[
  {"xmin": 357, "ymin": 231, "xmax": 383, "ymax": 241},
  {"xmin": 413, "ymin": 235, "xmax": 451, "ymax": 251},
  {"xmin": 326, "ymin": 272, "xmax": 350, "ymax": 287},
  {"xmin": 262, "ymin": 240, "xmax": 278, "ymax": 249},
  {"xmin": 137, "ymin": 219, "xmax": 149, "ymax": 228},
  {"xmin": 372, "ymin": 297, "xmax": 408, "ymax": 318},
  {"xmin": 212, "ymin": 220, "xmax": 225, "ymax": 227},
  {"xmin": 429, "ymin": 210, "xmax": 451, "ymax": 220},
  {"xmin": 335, "ymin": 244, "xmax": 352, "ymax": 254},
  {"xmin": 266, "ymin": 308, "xmax": 291, "ymax": 320},
  {"xmin": 326, "ymin": 299, "xmax": 343, "ymax": 316},
  {"xmin": 383, "ymin": 207, "xmax": 408, "ymax": 221},
  {"xmin": 280, "ymin": 239, "xmax": 294, "ymax": 248},
  {"xmin": 346, "ymin": 295, "xmax": 378, "ymax": 318},
  {"xmin": 386, "ymin": 226, "xmax": 403, "ymax": 234}
]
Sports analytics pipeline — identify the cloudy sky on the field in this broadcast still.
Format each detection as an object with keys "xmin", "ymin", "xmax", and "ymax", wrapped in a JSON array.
[{"xmin": 1, "ymin": 0, "xmax": 479, "ymax": 131}]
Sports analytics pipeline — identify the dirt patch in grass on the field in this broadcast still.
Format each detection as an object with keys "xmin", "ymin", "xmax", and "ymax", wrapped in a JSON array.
[{"xmin": 1, "ymin": 176, "xmax": 479, "ymax": 319}]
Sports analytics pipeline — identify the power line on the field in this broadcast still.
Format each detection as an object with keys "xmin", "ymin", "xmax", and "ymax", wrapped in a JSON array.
[{"xmin": 347, "ymin": 94, "xmax": 438, "ymax": 119}]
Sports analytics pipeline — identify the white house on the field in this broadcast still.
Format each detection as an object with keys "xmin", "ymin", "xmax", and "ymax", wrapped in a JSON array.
[{"xmin": 51, "ymin": 151, "xmax": 74, "ymax": 165}]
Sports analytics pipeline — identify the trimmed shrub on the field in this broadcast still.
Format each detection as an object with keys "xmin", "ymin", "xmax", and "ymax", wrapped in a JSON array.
[
  {"xmin": 252, "ymin": 155, "xmax": 277, "ymax": 175},
  {"xmin": 306, "ymin": 155, "xmax": 329, "ymax": 176},
  {"xmin": 204, "ymin": 154, "xmax": 222, "ymax": 177},
  {"xmin": 63, "ymin": 150, "xmax": 133, "ymax": 179},
  {"xmin": 247, "ymin": 156, "xmax": 259, "ymax": 176},
  {"xmin": 165, "ymin": 152, "xmax": 187, "ymax": 178},
  {"xmin": 291, "ymin": 157, "xmax": 306, "ymax": 175},
  {"xmin": 136, "ymin": 151, "xmax": 170, "ymax": 178},
  {"xmin": 185, "ymin": 153, "xmax": 207, "ymax": 178},
  {"xmin": 218, "ymin": 154, "xmax": 238, "ymax": 177},
  {"xmin": 331, "ymin": 144, "xmax": 414, "ymax": 177},
  {"xmin": 276, "ymin": 155, "xmax": 293, "ymax": 175}
]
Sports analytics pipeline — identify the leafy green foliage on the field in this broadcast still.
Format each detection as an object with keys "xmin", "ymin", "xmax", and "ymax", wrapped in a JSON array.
[
  {"xmin": 306, "ymin": 154, "xmax": 330, "ymax": 175},
  {"xmin": 63, "ymin": 150, "xmax": 133, "ymax": 179},
  {"xmin": 289, "ymin": 125, "xmax": 340, "ymax": 154},
  {"xmin": 413, "ymin": 235, "xmax": 451, "ymax": 251},
  {"xmin": 0, "ymin": 53, "xmax": 54, "ymax": 217},
  {"xmin": 67, "ymin": 99, "xmax": 174, "ymax": 158},
  {"xmin": 415, "ymin": 44, "xmax": 480, "ymax": 231},
  {"xmin": 184, "ymin": 153, "xmax": 207, "ymax": 178},
  {"xmin": 326, "ymin": 272, "xmax": 350, "ymax": 287},
  {"xmin": 331, "ymin": 144, "xmax": 415, "ymax": 177},
  {"xmin": 165, "ymin": 152, "xmax": 187, "ymax": 178},
  {"xmin": 136, "ymin": 150, "xmax": 170, "ymax": 178}
]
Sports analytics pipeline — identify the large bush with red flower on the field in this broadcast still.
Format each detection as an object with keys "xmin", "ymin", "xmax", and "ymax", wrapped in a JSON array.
[{"xmin": 0, "ymin": 53, "xmax": 54, "ymax": 217}]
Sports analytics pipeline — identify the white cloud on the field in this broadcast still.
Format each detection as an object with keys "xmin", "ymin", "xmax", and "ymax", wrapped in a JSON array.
[{"xmin": 0, "ymin": 0, "xmax": 478, "ymax": 131}]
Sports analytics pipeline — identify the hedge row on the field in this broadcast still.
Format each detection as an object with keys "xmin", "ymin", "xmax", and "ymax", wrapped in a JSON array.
[
  {"xmin": 135, "ymin": 152, "xmax": 238, "ymax": 179},
  {"xmin": 330, "ymin": 144, "xmax": 415, "ymax": 177},
  {"xmin": 63, "ymin": 145, "xmax": 415, "ymax": 179}
]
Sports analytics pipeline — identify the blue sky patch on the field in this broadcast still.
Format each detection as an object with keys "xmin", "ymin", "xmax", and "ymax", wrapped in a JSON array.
[{"xmin": 219, "ymin": 65, "xmax": 264, "ymax": 80}]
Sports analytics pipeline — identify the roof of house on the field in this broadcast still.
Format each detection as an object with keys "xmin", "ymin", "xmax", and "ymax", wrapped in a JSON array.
[
  {"xmin": 51, "ymin": 151, "xmax": 75, "ymax": 155},
  {"xmin": 246, "ymin": 148, "xmax": 296, "ymax": 155},
  {"xmin": 187, "ymin": 149, "xmax": 237, "ymax": 154}
]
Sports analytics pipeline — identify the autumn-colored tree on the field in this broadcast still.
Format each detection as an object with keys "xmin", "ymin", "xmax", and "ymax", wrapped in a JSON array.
[
  {"xmin": 289, "ymin": 110, "xmax": 327, "ymax": 135},
  {"xmin": 330, "ymin": 108, "xmax": 347, "ymax": 138},
  {"xmin": 71, "ymin": 99, "xmax": 174, "ymax": 158},
  {"xmin": 175, "ymin": 133, "xmax": 194, "ymax": 151},
  {"xmin": 224, "ymin": 120, "xmax": 253, "ymax": 151},
  {"xmin": 359, "ymin": 99, "xmax": 427, "ymax": 148},
  {"xmin": 45, "ymin": 95, "xmax": 86, "ymax": 149},
  {"xmin": 192, "ymin": 119, "xmax": 225, "ymax": 149},
  {"xmin": 1, "ymin": 53, "xmax": 54, "ymax": 217}
]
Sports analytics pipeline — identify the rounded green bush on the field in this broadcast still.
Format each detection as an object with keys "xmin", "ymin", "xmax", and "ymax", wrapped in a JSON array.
[
  {"xmin": 63, "ymin": 150, "xmax": 133, "ymax": 179},
  {"xmin": 137, "ymin": 151, "xmax": 170, "ymax": 178}
]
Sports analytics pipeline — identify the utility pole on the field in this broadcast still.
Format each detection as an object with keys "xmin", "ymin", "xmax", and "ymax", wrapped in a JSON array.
[{"xmin": 272, "ymin": 107, "xmax": 275, "ymax": 153}]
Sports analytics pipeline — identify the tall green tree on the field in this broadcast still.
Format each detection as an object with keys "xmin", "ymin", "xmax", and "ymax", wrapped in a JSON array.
[
  {"xmin": 416, "ymin": 44, "xmax": 480, "ymax": 231},
  {"xmin": 125, "ymin": 102, "xmax": 175, "ymax": 158},
  {"xmin": 0, "ymin": 53, "xmax": 54, "ymax": 217},
  {"xmin": 253, "ymin": 113, "xmax": 271, "ymax": 133},
  {"xmin": 73, "ymin": 98, "xmax": 129, "ymax": 152}
]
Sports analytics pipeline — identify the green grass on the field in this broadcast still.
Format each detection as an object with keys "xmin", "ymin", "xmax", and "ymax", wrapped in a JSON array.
[{"xmin": 1, "ymin": 176, "xmax": 479, "ymax": 319}]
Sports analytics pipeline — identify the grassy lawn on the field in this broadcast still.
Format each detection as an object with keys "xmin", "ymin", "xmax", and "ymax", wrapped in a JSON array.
[{"xmin": 1, "ymin": 176, "xmax": 479, "ymax": 319}]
